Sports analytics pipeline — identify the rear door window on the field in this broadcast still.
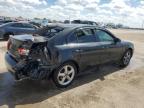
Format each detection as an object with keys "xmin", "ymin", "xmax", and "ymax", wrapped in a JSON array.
[
  {"xmin": 67, "ymin": 33, "xmax": 78, "ymax": 43},
  {"xmin": 76, "ymin": 28, "xmax": 98, "ymax": 43}
]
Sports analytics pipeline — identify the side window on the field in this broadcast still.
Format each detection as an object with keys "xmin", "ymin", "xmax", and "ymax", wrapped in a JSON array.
[
  {"xmin": 95, "ymin": 30, "xmax": 114, "ymax": 42},
  {"xmin": 76, "ymin": 28, "xmax": 97, "ymax": 43},
  {"xmin": 84, "ymin": 28, "xmax": 94, "ymax": 35},
  {"xmin": 11, "ymin": 23, "xmax": 23, "ymax": 27},
  {"xmin": 22, "ymin": 23, "xmax": 34, "ymax": 28},
  {"xmin": 76, "ymin": 29, "xmax": 85, "ymax": 37},
  {"xmin": 67, "ymin": 33, "xmax": 77, "ymax": 43}
]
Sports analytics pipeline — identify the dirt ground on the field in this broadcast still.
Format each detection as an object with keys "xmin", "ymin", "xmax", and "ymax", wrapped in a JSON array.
[{"xmin": 0, "ymin": 29, "xmax": 144, "ymax": 108}]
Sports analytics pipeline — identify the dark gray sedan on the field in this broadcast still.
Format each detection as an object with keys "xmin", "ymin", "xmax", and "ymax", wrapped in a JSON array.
[
  {"xmin": 0, "ymin": 22, "xmax": 38, "ymax": 39},
  {"xmin": 5, "ymin": 24, "xmax": 134, "ymax": 88}
]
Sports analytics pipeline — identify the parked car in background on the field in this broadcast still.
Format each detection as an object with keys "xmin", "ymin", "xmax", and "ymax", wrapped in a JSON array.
[
  {"xmin": 5, "ymin": 24, "xmax": 134, "ymax": 88},
  {"xmin": 71, "ymin": 20, "xmax": 98, "ymax": 26},
  {"xmin": 0, "ymin": 22, "xmax": 38, "ymax": 40}
]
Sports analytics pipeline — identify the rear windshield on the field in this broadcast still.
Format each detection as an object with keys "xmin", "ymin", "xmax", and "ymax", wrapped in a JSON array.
[{"xmin": 36, "ymin": 26, "xmax": 64, "ymax": 38}]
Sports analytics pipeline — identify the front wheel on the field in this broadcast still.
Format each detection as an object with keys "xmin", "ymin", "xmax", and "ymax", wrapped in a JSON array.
[
  {"xmin": 120, "ymin": 50, "xmax": 132, "ymax": 67},
  {"xmin": 52, "ymin": 62, "xmax": 77, "ymax": 88}
]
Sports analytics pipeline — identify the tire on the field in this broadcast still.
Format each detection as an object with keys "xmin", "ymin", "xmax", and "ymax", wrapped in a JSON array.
[
  {"xmin": 52, "ymin": 62, "xmax": 77, "ymax": 88},
  {"xmin": 120, "ymin": 50, "xmax": 132, "ymax": 68}
]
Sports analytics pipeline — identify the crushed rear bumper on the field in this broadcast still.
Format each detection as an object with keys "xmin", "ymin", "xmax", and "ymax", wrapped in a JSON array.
[{"xmin": 5, "ymin": 52, "xmax": 57, "ymax": 80}]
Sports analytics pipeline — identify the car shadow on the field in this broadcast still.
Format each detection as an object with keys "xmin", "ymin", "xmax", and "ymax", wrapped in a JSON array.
[{"xmin": 0, "ymin": 64, "xmax": 122, "ymax": 108}]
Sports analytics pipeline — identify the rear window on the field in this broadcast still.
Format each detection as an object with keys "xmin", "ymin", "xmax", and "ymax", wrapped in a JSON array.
[{"xmin": 36, "ymin": 26, "xmax": 64, "ymax": 38}]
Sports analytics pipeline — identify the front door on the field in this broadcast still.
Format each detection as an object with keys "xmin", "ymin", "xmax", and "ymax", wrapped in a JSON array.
[{"xmin": 95, "ymin": 29, "xmax": 124, "ymax": 63}]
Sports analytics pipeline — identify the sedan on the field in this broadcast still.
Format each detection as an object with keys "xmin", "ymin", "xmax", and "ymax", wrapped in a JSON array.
[
  {"xmin": 5, "ymin": 24, "xmax": 134, "ymax": 88},
  {"xmin": 0, "ymin": 22, "xmax": 38, "ymax": 40}
]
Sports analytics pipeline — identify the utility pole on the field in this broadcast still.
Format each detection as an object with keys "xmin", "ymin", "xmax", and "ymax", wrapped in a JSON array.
[
  {"xmin": 142, "ymin": 20, "xmax": 144, "ymax": 29},
  {"xmin": 69, "ymin": 16, "xmax": 71, "ymax": 24}
]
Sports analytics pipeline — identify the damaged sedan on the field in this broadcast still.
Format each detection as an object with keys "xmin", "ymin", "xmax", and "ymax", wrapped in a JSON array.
[{"xmin": 5, "ymin": 24, "xmax": 134, "ymax": 88}]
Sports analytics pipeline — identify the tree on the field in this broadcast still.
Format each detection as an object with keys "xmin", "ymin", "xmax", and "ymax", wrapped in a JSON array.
[
  {"xmin": 34, "ymin": 17, "xmax": 40, "ymax": 20},
  {"xmin": 116, "ymin": 24, "xmax": 123, "ymax": 28},
  {"xmin": 64, "ymin": 20, "xmax": 70, "ymax": 24}
]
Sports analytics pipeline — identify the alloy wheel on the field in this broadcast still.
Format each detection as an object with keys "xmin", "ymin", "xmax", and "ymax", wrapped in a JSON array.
[
  {"xmin": 57, "ymin": 65, "xmax": 75, "ymax": 86},
  {"xmin": 123, "ymin": 51, "xmax": 131, "ymax": 65}
]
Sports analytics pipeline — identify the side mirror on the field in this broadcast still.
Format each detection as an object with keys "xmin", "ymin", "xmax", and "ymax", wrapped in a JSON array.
[{"xmin": 114, "ymin": 38, "xmax": 121, "ymax": 43}]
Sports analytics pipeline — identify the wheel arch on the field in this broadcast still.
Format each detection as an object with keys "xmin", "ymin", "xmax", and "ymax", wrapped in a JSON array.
[
  {"xmin": 127, "ymin": 48, "xmax": 133, "ymax": 57},
  {"xmin": 62, "ymin": 60, "xmax": 79, "ymax": 73},
  {"xmin": 48, "ymin": 59, "xmax": 80, "ymax": 79}
]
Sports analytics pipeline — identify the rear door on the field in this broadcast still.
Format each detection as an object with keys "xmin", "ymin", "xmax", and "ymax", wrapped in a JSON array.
[
  {"xmin": 95, "ymin": 29, "xmax": 124, "ymax": 63},
  {"xmin": 75, "ymin": 27, "xmax": 101, "ymax": 67}
]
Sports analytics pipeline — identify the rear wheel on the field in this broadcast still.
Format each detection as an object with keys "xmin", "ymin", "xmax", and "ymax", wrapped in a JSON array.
[
  {"xmin": 52, "ymin": 62, "xmax": 77, "ymax": 88},
  {"xmin": 120, "ymin": 50, "xmax": 132, "ymax": 67}
]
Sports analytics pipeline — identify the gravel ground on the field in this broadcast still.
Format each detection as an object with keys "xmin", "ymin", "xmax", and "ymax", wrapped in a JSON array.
[{"xmin": 0, "ymin": 29, "xmax": 144, "ymax": 108}]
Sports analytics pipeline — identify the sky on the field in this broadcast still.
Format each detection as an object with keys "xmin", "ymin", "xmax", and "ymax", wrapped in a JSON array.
[{"xmin": 0, "ymin": 0, "xmax": 144, "ymax": 28}]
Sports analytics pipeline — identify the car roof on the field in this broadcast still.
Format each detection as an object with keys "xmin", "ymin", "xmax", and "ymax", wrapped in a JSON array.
[
  {"xmin": 37, "ymin": 23, "xmax": 99, "ymax": 36},
  {"xmin": 36, "ymin": 23, "xmax": 108, "ymax": 41},
  {"xmin": 47, "ymin": 23, "xmax": 96, "ymax": 29}
]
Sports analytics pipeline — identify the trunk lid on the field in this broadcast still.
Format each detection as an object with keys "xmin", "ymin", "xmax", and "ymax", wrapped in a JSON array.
[{"xmin": 8, "ymin": 34, "xmax": 48, "ymax": 59}]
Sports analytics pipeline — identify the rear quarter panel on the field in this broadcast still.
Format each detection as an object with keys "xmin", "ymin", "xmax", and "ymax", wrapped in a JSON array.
[
  {"xmin": 55, "ymin": 44, "xmax": 80, "ymax": 64},
  {"xmin": 47, "ymin": 34, "xmax": 81, "ymax": 70}
]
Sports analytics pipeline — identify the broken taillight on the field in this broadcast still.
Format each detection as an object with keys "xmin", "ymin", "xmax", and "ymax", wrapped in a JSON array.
[{"xmin": 18, "ymin": 48, "xmax": 29, "ymax": 56}]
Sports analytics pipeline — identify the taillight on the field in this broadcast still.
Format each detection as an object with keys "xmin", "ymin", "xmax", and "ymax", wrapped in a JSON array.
[
  {"xmin": 7, "ymin": 39, "xmax": 12, "ymax": 50},
  {"xmin": 18, "ymin": 48, "xmax": 29, "ymax": 56}
]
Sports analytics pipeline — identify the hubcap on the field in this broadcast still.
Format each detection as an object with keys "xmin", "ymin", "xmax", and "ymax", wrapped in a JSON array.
[
  {"xmin": 123, "ymin": 51, "xmax": 131, "ymax": 65},
  {"xmin": 57, "ymin": 65, "xmax": 75, "ymax": 86}
]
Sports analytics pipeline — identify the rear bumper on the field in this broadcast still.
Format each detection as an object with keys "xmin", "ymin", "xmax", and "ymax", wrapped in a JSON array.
[
  {"xmin": 5, "ymin": 52, "xmax": 58, "ymax": 80},
  {"xmin": 5, "ymin": 52, "xmax": 17, "ymax": 74}
]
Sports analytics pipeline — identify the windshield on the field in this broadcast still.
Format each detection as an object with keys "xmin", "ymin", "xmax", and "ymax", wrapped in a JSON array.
[{"xmin": 36, "ymin": 26, "xmax": 64, "ymax": 38}]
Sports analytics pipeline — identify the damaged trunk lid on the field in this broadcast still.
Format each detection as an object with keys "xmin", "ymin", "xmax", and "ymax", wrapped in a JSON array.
[{"xmin": 7, "ymin": 34, "xmax": 48, "ymax": 59}]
